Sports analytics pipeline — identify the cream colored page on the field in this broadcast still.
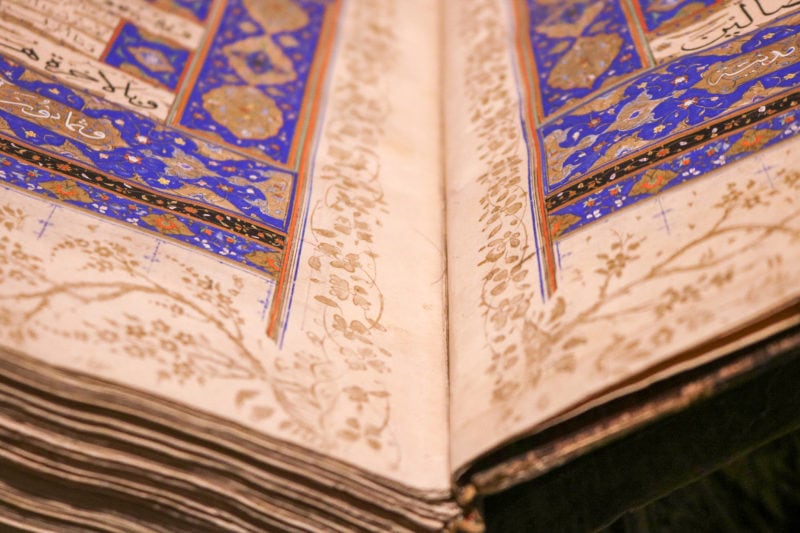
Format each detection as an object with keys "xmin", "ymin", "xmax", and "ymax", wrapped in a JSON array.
[
  {"xmin": 0, "ymin": 0, "xmax": 450, "ymax": 491},
  {"xmin": 445, "ymin": 0, "xmax": 800, "ymax": 471}
]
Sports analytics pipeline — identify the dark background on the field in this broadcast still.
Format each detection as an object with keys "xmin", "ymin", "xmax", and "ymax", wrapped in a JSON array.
[{"xmin": 483, "ymin": 332, "xmax": 800, "ymax": 532}]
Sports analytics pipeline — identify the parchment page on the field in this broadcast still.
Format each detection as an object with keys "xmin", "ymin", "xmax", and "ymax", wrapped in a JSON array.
[
  {"xmin": 0, "ymin": 0, "xmax": 450, "ymax": 492},
  {"xmin": 445, "ymin": 0, "xmax": 800, "ymax": 471}
]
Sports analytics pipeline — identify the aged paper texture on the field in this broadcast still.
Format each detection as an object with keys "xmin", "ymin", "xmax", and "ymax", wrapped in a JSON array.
[
  {"xmin": 0, "ymin": 0, "xmax": 450, "ymax": 492},
  {"xmin": 446, "ymin": 0, "xmax": 800, "ymax": 470}
]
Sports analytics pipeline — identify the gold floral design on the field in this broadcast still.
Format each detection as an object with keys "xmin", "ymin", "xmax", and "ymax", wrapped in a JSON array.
[
  {"xmin": 459, "ymin": 0, "xmax": 541, "ymax": 424},
  {"xmin": 0, "ymin": 2, "xmax": 401, "ymax": 463},
  {"xmin": 40, "ymin": 180, "xmax": 92, "ymax": 203},
  {"xmin": 229, "ymin": 171, "xmax": 293, "ymax": 219},
  {"xmin": 245, "ymin": 0, "xmax": 309, "ymax": 36},
  {"xmin": 0, "ymin": 229, "xmax": 262, "ymax": 382},
  {"xmin": 534, "ymin": 2, "xmax": 603, "ymax": 39},
  {"xmin": 544, "ymin": 91, "xmax": 675, "ymax": 185},
  {"xmin": 728, "ymin": 127, "xmax": 781, "ymax": 156},
  {"xmin": 203, "ymin": 0, "xmax": 310, "ymax": 142},
  {"xmin": 244, "ymin": 250, "xmax": 282, "ymax": 274},
  {"xmin": 129, "ymin": 46, "xmax": 176, "ymax": 74},
  {"xmin": 141, "ymin": 213, "xmax": 194, "ymax": 236},
  {"xmin": 543, "ymin": 127, "xmax": 586, "ymax": 182},
  {"xmin": 270, "ymin": 0, "xmax": 401, "ymax": 463},
  {"xmin": 487, "ymin": 165, "xmax": 800, "ymax": 422},
  {"xmin": 548, "ymin": 34, "xmax": 622, "ymax": 90},
  {"xmin": 170, "ymin": 183, "xmax": 240, "ymax": 213},
  {"xmin": 607, "ymin": 90, "xmax": 673, "ymax": 132},
  {"xmin": 0, "ymin": 203, "xmax": 26, "ymax": 231},
  {"xmin": 202, "ymin": 85, "xmax": 283, "ymax": 140},
  {"xmin": 158, "ymin": 148, "xmax": 215, "ymax": 180},
  {"xmin": 39, "ymin": 140, "xmax": 96, "ymax": 166},
  {"xmin": 629, "ymin": 168, "xmax": 678, "ymax": 196},
  {"xmin": 549, "ymin": 213, "xmax": 580, "ymax": 237},
  {"xmin": 0, "ymin": 195, "xmax": 390, "ymax": 457},
  {"xmin": 225, "ymin": 37, "xmax": 299, "ymax": 86}
]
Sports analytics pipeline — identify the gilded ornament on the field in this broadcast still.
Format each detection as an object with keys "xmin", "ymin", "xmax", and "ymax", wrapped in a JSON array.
[
  {"xmin": 229, "ymin": 171, "xmax": 292, "ymax": 219},
  {"xmin": 629, "ymin": 168, "xmax": 678, "ymax": 196},
  {"xmin": 243, "ymin": 0, "xmax": 309, "ymax": 33},
  {"xmin": 159, "ymin": 148, "xmax": 215, "ymax": 180},
  {"xmin": 607, "ymin": 91, "xmax": 665, "ymax": 132},
  {"xmin": 534, "ymin": 3, "xmax": 603, "ymax": 39},
  {"xmin": 245, "ymin": 250, "xmax": 282, "ymax": 273},
  {"xmin": 549, "ymin": 213, "xmax": 581, "ymax": 237},
  {"xmin": 548, "ymin": 34, "xmax": 622, "ymax": 90},
  {"xmin": 0, "ymin": 81, "xmax": 127, "ymax": 151},
  {"xmin": 728, "ymin": 128, "xmax": 780, "ymax": 156},
  {"xmin": 225, "ymin": 37, "xmax": 298, "ymax": 86},
  {"xmin": 40, "ymin": 180, "xmax": 92, "ymax": 203},
  {"xmin": 128, "ymin": 46, "xmax": 176, "ymax": 73},
  {"xmin": 40, "ymin": 140, "xmax": 95, "ymax": 166},
  {"xmin": 142, "ymin": 213, "xmax": 195, "ymax": 236},
  {"xmin": 696, "ymin": 35, "xmax": 800, "ymax": 94},
  {"xmin": 202, "ymin": 85, "xmax": 283, "ymax": 140},
  {"xmin": 170, "ymin": 184, "xmax": 240, "ymax": 214}
]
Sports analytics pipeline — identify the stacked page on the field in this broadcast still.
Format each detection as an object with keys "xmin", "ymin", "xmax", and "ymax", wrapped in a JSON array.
[{"xmin": 0, "ymin": 0, "xmax": 456, "ymax": 530}]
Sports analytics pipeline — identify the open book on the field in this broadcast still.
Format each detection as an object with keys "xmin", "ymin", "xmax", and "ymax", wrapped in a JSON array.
[{"xmin": 0, "ymin": 0, "xmax": 798, "ymax": 530}]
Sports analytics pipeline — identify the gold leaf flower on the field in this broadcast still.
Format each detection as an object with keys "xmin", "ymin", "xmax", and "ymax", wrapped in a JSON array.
[
  {"xmin": 141, "ymin": 213, "xmax": 194, "ymax": 236},
  {"xmin": 40, "ymin": 180, "xmax": 92, "ymax": 203},
  {"xmin": 549, "ymin": 213, "xmax": 581, "ymax": 237},
  {"xmin": 728, "ymin": 128, "xmax": 780, "ymax": 156},
  {"xmin": 245, "ymin": 250, "xmax": 282, "ymax": 274},
  {"xmin": 629, "ymin": 168, "xmax": 678, "ymax": 196}
]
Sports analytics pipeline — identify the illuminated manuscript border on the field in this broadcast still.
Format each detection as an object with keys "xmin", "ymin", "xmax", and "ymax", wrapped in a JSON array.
[
  {"xmin": 512, "ymin": 0, "xmax": 800, "ymax": 295},
  {"xmin": 0, "ymin": 0, "xmax": 342, "ymax": 339}
]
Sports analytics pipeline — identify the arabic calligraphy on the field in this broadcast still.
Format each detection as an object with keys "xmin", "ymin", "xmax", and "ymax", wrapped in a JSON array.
[
  {"xmin": 0, "ymin": 101, "xmax": 106, "ymax": 140},
  {"xmin": 0, "ymin": 77, "xmax": 126, "ymax": 150},
  {"xmin": 95, "ymin": 0, "xmax": 204, "ymax": 49},
  {"xmin": 698, "ymin": 34, "xmax": 799, "ymax": 92},
  {"xmin": 0, "ymin": 0, "xmax": 342, "ymax": 298},
  {"xmin": 0, "ymin": 19, "xmax": 173, "ymax": 120},
  {"xmin": 710, "ymin": 48, "xmax": 796, "ymax": 83},
  {"xmin": 0, "ymin": 1, "xmax": 110, "ymax": 58},
  {"xmin": 684, "ymin": 0, "xmax": 800, "ymax": 51},
  {"xmin": 1, "ymin": 0, "xmax": 203, "ymax": 50},
  {"xmin": 650, "ymin": 0, "xmax": 800, "ymax": 61}
]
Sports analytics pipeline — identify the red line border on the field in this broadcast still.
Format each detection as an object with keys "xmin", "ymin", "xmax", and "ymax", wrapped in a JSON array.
[
  {"xmin": 512, "ymin": 0, "xmax": 558, "ymax": 295},
  {"xmin": 266, "ymin": 0, "xmax": 342, "ymax": 339}
]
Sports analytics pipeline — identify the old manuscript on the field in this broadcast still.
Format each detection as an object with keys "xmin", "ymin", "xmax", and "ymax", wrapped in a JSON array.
[{"xmin": 0, "ymin": 0, "xmax": 798, "ymax": 530}]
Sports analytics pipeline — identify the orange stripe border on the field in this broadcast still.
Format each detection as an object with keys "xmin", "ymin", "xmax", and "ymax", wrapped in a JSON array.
[{"xmin": 266, "ymin": 0, "xmax": 343, "ymax": 339}]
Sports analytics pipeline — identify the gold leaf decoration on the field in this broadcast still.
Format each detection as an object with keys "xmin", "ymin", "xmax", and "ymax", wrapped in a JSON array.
[
  {"xmin": 548, "ymin": 34, "xmax": 623, "ymax": 90},
  {"xmin": 629, "ymin": 168, "xmax": 678, "ymax": 196},
  {"xmin": 40, "ymin": 180, "xmax": 92, "ymax": 203},
  {"xmin": 728, "ymin": 128, "xmax": 780, "ymax": 157},
  {"xmin": 244, "ymin": 250, "xmax": 282, "ymax": 274},
  {"xmin": 141, "ymin": 213, "xmax": 194, "ymax": 236},
  {"xmin": 549, "ymin": 213, "xmax": 581, "ymax": 237}
]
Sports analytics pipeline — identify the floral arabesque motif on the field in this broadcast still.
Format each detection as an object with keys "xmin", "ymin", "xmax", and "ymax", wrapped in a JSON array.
[
  {"xmin": 271, "ymin": 0, "xmax": 402, "ymax": 464},
  {"xmin": 0, "ymin": 197, "xmax": 396, "ymax": 463},
  {"xmin": 487, "ymin": 166, "xmax": 800, "ymax": 423}
]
